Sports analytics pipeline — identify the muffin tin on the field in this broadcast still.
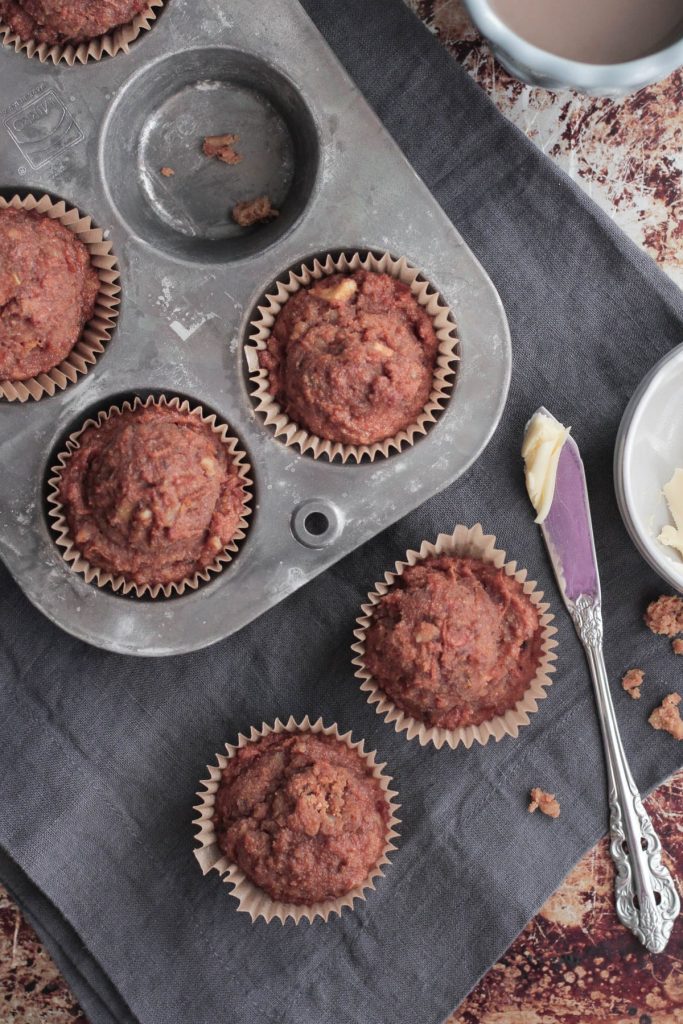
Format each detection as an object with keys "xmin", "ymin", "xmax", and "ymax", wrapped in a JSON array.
[{"xmin": 0, "ymin": 0, "xmax": 511, "ymax": 656}]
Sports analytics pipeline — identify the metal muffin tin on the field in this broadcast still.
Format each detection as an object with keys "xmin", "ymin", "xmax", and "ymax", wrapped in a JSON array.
[{"xmin": 0, "ymin": 0, "xmax": 511, "ymax": 656}]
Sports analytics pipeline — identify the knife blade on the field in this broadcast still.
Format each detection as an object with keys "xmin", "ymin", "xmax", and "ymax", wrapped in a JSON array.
[{"xmin": 536, "ymin": 406, "xmax": 600, "ymax": 611}]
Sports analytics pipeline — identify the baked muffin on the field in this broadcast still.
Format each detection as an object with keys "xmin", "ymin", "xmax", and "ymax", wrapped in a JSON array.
[
  {"xmin": 0, "ymin": 208, "xmax": 99, "ymax": 381},
  {"xmin": 0, "ymin": 0, "xmax": 147, "ymax": 44},
  {"xmin": 258, "ymin": 270, "xmax": 438, "ymax": 446},
  {"xmin": 363, "ymin": 555, "xmax": 543, "ymax": 729},
  {"xmin": 57, "ymin": 403, "xmax": 247, "ymax": 589},
  {"xmin": 213, "ymin": 731, "xmax": 389, "ymax": 905}
]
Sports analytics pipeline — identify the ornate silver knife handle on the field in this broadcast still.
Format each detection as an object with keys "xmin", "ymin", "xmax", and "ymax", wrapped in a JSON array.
[{"xmin": 573, "ymin": 594, "xmax": 680, "ymax": 953}]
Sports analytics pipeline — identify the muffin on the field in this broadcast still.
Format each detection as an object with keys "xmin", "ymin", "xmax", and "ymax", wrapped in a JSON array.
[
  {"xmin": 56, "ymin": 402, "xmax": 248, "ymax": 590},
  {"xmin": 212, "ymin": 730, "xmax": 390, "ymax": 905},
  {"xmin": 0, "ymin": 0, "xmax": 148, "ymax": 43},
  {"xmin": 258, "ymin": 269, "xmax": 439, "ymax": 446},
  {"xmin": 362, "ymin": 555, "xmax": 545, "ymax": 730},
  {"xmin": 0, "ymin": 207, "xmax": 99, "ymax": 381}
]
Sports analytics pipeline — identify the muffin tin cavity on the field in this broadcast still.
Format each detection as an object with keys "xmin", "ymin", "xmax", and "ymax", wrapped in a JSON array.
[{"xmin": 101, "ymin": 48, "xmax": 319, "ymax": 263}]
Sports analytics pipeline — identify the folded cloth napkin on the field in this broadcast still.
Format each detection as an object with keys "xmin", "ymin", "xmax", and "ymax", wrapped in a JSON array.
[{"xmin": 1, "ymin": 2, "xmax": 682, "ymax": 1022}]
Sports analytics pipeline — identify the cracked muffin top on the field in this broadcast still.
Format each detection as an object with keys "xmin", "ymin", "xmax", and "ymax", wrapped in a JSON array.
[
  {"xmin": 57, "ymin": 403, "xmax": 247, "ymax": 588},
  {"xmin": 363, "ymin": 555, "xmax": 544, "ymax": 730},
  {"xmin": 213, "ymin": 731, "xmax": 389, "ymax": 905},
  {"xmin": 258, "ymin": 270, "xmax": 438, "ymax": 446}
]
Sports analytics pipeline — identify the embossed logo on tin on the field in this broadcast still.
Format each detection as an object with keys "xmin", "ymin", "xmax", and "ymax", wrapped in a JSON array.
[{"xmin": 4, "ymin": 89, "xmax": 83, "ymax": 169}]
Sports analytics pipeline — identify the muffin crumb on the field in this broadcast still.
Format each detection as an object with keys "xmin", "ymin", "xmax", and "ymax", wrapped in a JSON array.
[
  {"xmin": 622, "ymin": 668, "xmax": 644, "ymax": 700},
  {"xmin": 231, "ymin": 195, "xmax": 279, "ymax": 227},
  {"xmin": 648, "ymin": 693, "xmax": 683, "ymax": 740},
  {"xmin": 644, "ymin": 595, "xmax": 683, "ymax": 637},
  {"xmin": 202, "ymin": 133, "xmax": 242, "ymax": 164},
  {"xmin": 528, "ymin": 788, "xmax": 561, "ymax": 818},
  {"xmin": 160, "ymin": 166, "xmax": 175, "ymax": 177},
  {"xmin": 673, "ymin": 638, "xmax": 683, "ymax": 655}
]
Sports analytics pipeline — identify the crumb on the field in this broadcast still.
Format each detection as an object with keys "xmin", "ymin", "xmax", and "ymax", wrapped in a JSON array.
[
  {"xmin": 231, "ymin": 195, "xmax": 279, "ymax": 227},
  {"xmin": 644, "ymin": 595, "xmax": 683, "ymax": 637},
  {"xmin": 648, "ymin": 693, "xmax": 683, "ymax": 740},
  {"xmin": 160, "ymin": 166, "xmax": 175, "ymax": 177},
  {"xmin": 673, "ymin": 639, "xmax": 683, "ymax": 655},
  {"xmin": 202, "ymin": 133, "xmax": 242, "ymax": 164},
  {"xmin": 622, "ymin": 668, "xmax": 644, "ymax": 700},
  {"xmin": 528, "ymin": 787, "xmax": 561, "ymax": 818}
]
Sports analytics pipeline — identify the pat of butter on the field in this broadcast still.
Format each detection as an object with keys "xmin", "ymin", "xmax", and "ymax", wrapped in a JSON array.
[
  {"xmin": 522, "ymin": 411, "xmax": 571, "ymax": 524},
  {"xmin": 658, "ymin": 468, "xmax": 683, "ymax": 563}
]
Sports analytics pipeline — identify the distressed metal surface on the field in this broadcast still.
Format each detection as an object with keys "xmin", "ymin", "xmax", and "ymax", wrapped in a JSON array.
[
  {"xmin": 409, "ymin": 0, "xmax": 683, "ymax": 290},
  {"xmin": 0, "ymin": 884, "xmax": 88, "ymax": 1023},
  {"xmin": 0, "ymin": 0, "xmax": 511, "ymax": 657},
  {"xmin": 451, "ymin": 775, "xmax": 683, "ymax": 1024}
]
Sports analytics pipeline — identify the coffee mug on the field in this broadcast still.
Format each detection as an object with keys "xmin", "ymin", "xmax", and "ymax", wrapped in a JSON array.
[{"xmin": 461, "ymin": 0, "xmax": 683, "ymax": 96}]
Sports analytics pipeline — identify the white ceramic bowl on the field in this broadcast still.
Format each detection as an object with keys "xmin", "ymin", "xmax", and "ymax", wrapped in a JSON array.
[
  {"xmin": 462, "ymin": 0, "xmax": 683, "ymax": 96},
  {"xmin": 614, "ymin": 344, "xmax": 683, "ymax": 593}
]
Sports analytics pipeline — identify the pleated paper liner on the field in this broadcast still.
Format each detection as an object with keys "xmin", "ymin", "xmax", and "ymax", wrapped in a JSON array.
[
  {"xmin": 0, "ymin": 193, "xmax": 120, "ymax": 402},
  {"xmin": 0, "ymin": 0, "xmax": 164, "ymax": 64},
  {"xmin": 352, "ymin": 523, "xmax": 558, "ymax": 750},
  {"xmin": 245, "ymin": 250, "xmax": 459, "ymax": 463},
  {"xmin": 193, "ymin": 716, "xmax": 401, "ymax": 924},
  {"xmin": 47, "ymin": 394, "xmax": 253, "ymax": 599}
]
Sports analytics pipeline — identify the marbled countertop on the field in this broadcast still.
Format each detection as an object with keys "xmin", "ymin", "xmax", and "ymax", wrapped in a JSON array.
[{"xmin": 2, "ymin": 2, "xmax": 682, "ymax": 1022}]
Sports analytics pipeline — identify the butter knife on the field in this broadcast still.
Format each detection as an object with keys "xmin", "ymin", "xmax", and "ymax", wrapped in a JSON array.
[{"xmin": 528, "ymin": 406, "xmax": 680, "ymax": 953}]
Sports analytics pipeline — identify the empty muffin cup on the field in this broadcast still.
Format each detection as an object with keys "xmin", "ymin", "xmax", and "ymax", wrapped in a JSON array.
[
  {"xmin": 352, "ymin": 523, "xmax": 558, "ymax": 750},
  {"xmin": 245, "ymin": 250, "xmax": 459, "ymax": 463},
  {"xmin": 193, "ymin": 715, "xmax": 401, "ymax": 924},
  {"xmin": 47, "ymin": 394, "xmax": 253, "ymax": 599},
  {"xmin": 0, "ymin": 0, "xmax": 164, "ymax": 64},
  {"xmin": 0, "ymin": 193, "xmax": 119, "ymax": 402}
]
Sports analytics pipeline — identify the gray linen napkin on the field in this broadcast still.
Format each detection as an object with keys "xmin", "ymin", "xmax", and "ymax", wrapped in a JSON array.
[{"xmin": 1, "ymin": 2, "xmax": 682, "ymax": 1022}]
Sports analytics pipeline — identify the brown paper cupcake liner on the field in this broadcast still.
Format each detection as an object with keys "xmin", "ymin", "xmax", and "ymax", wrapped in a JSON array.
[
  {"xmin": 245, "ymin": 250, "xmax": 459, "ymax": 463},
  {"xmin": 0, "ymin": 0, "xmax": 163, "ymax": 64},
  {"xmin": 46, "ymin": 394, "xmax": 253, "ymax": 599},
  {"xmin": 352, "ymin": 523, "xmax": 558, "ymax": 750},
  {"xmin": 0, "ymin": 193, "xmax": 120, "ymax": 402},
  {"xmin": 193, "ymin": 715, "xmax": 401, "ymax": 924}
]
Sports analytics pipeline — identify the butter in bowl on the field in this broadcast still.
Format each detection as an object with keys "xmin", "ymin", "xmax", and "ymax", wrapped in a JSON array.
[{"xmin": 615, "ymin": 343, "xmax": 683, "ymax": 593}]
